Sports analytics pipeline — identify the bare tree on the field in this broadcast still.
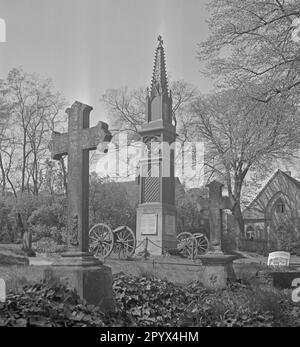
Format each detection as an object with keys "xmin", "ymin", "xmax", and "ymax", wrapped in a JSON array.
[
  {"xmin": 3, "ymin": 68, "xmax": 66, "ymax": 195},
  {"xmin": 189, "ymin": 87, "xmax": 300, "ymax": 233},
  {"xmin": 0, "ymin": 82, "xmax": 12, "ymax": 194},
  {"xmin": 99, "ymin": 80, "xmax": 199, "ymax": 180},
  {"xmin": 0, "ymin": 68, "xmax": 66, "ymax": 238},
  {"xmin": 101, "ymin": 80, "xmax": 198, "ymax": 141},
  {"xmin": 198, "ymin": 0, "xmax": 300, "ymax": 102},
  {"xmin": 44, "ymin": 157, "xmax": 68, "ymax": 197}
]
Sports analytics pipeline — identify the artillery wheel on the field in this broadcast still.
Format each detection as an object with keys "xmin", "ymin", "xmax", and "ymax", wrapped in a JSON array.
[
  {"xmin": 113, "ymin": 225, "xmax": 136, "ymax": 259},
  {"xmin": 192, "ymin": 233, "xmax": 209, "ymax": 256},
  {"xmin": 89, "ymin": 223, "xmax": 114, "ymax": 259},
  {"xmin": 177, "ymin": 231, "xmax": 193, "ymax": 258}
]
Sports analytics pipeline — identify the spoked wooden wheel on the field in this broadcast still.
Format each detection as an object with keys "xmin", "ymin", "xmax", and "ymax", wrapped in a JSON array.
[
  {"xmin": 192, "ymin": 233, "xmax": 209, "ymax": 256},
  {"xmin": 113, "ymin": 226, "xmax": 136, "ymax": 259},
  {"xmin": 177, "ymin": 232, "xmax": 193, "ymax": 258},
  {"xmin": 89, "ymin": 223, "xmax": 114, "ymax": 259}
]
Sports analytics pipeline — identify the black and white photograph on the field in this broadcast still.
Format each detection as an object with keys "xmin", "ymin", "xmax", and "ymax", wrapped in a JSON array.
[{"xmin": 0, "ymin": 0, "xmax": 300, "ymax": 332}]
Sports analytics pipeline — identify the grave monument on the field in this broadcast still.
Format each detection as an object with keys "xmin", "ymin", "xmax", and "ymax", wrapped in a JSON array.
[
  {"xmin": 47, "ymin": 101, "xmax": 113, "ymax": 311},
  {"xmin": 135, "ymin": 36, "xmax": 177, "ymax": 256},
  {"xmin": 197, "ymin": 181, "xmax": 237, "ymax": 289}
]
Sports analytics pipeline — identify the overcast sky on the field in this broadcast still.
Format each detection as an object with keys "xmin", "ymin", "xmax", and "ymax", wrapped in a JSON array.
[{"xmin": 0, "ymin": 0, "xmax": 213, "ymax": 125}]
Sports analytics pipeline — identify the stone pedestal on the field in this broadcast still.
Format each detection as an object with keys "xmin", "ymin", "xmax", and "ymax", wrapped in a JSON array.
[
  {"xmin": 44, "ymin": 252, "xmax": 114, "ymax": 312},
  {"xmin": 198, "ymin": 253, "xmax": 237, "ymax": 289},
  {"xmin": 136, "ymin": 203, "xmax": 177, "ymax": 256},
  {"xmin": 135, "ymin": 38, "xmax": 177, "ymax": 257}
]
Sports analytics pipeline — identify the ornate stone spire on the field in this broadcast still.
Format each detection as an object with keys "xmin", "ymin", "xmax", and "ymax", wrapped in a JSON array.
[{"xmin": 150, "ymin": 35, "xmax": 169, "ymax": 97}]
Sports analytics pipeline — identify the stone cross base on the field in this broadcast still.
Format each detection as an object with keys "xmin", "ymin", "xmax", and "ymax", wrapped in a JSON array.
[
  {"xmin": 198, "ymin": 253, "xmax": 237, "ymax": 289},
  {"xmin": 44, "ymin": 252, "xmax": 114, "ymax": 312},
  {"xmin": 52, "ymin": 250, "xmax": 103, "ymax": 267}
]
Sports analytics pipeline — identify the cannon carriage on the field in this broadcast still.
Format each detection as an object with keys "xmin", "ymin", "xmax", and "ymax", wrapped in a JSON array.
[
  {"xmin": 89, "ymin": 223, "xmax": 136, "ymax": 259},
  {"xmin": 176, "ymin": 231, "xmax": 209, "ymax": 259},
  {"xmin": 88, "ymin": 222, "xmax": 209, "ymax": 260}
]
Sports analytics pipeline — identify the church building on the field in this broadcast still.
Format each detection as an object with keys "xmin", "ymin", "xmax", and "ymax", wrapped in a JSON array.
[{"xmin": 242, "ymin": 170, "xmax": 300, "ymax": 253}]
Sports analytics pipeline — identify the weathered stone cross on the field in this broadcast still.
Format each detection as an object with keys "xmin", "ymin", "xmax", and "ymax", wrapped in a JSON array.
[
  {"xmin": 197, "ymin": 181, "xmax": 234, "ymax": 254},
  {"xmin": 49, "ymin": 101, "xmax": 112, "ymax": 257}
]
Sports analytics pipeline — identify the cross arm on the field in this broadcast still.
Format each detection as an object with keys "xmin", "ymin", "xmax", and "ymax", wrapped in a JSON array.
[
  {"xmin": 48, "ymin": 131, "xmax": 68, "ymax": 160},
  {"xmin": 220, "ymin": 196, "xmax": 235, "ymax": 210},
  {"xmin": 81, "ymin": 121, "xmax": 112, "ymax": 151},
  {"xmin": 196, "ymin": 196, "xmax": 234, "ymax": 211}
]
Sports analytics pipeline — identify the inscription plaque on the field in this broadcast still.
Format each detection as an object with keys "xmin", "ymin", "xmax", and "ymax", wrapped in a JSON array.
[
  {"xmin": 165, "ymin": 215, "xmax": 176, "ymax": 235},
  {"xmin": 141, "ymin": 214, "xmax": 157, "ymax": 235}
]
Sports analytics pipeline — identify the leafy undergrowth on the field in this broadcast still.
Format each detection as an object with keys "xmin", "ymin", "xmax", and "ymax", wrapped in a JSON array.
[
  {"xmin": 0, "ymin": 282, "xmax": 105, "ymax": 327},
  {"xmin": 0, "ymin": 272, "xmax": 298, "ymax": 327}
]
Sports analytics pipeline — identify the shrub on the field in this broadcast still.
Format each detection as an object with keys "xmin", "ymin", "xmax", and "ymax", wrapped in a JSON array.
[
  {"xmin": 28, "ymin": 202, "xmax": 66, "ymax": 229},
  {"xmin": 0, "ymin": 274, "xmax": 297, "ymax": 327},
  {"xmin": 248, "ymin": 285, "xmax": 286, "ymax": 322},
  {"xmin": 0, "ymin": 198, "xmax": 14, "ymax": 242},
  {"xmin": 0, "ymin": 282, "xmax": 105, "ymax": 327}
]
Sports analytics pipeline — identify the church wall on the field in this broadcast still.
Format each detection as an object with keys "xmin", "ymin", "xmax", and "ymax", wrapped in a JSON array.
[{"xmin": 243, "ymin": 171, "xmax": 300, "ymax": 252}]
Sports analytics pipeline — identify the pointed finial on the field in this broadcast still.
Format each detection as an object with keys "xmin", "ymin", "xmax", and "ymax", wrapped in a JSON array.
[
  {"xmin": 150, "ymin": 35, "xmax": 168, "ymax": 96},
  {"xmin": 157, "ymin": 35, "xmax": 163, "ymax": 46}
]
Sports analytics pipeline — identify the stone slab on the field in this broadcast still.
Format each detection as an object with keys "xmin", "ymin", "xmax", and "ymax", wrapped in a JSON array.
[
  {"xmin": 271, "ymin": 271, "xmax": 300, "ymax": 289},
  {"xmin": 44, "ymin": 265, "xmax": 114, "ymax": 312},
  {"xmin": 29, "ymin": 257, "xmax": 53, "ymax": 266},
  {"xmin": 201, "ymin": 263, "xmax": 236, "ymax": 289},
  {"xmin": 199, "ymin": 253, "xmax": 238, "ymax": 265},
  {"xmin": 197, "ymin": 253, "xmax": 237, "ymax": 289},
  {"xmin": 0, "ymin": 250, "xmax": 29, "ymax": 266}
]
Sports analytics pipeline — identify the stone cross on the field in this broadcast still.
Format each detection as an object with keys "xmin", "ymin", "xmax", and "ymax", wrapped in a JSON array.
[
  {"xmin": 49, "ymin": 101, "xmax": 111, "ymax": 256},
  {"xmin": 197, "ymin": 181, "xmax": 234, "ymax": 254}
]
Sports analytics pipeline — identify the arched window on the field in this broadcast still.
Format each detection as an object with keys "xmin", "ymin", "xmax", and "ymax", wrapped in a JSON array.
[
  {"xmin": 246, "ymin": 226, "xmax": 255, "ymax": 240},
  {"xmin": 0, "ymin": 18, "xmax": 6, "ymax": 43},
  {"xmin": 275, "ymin": 198, "xmax": 285, "ymax": 214}
]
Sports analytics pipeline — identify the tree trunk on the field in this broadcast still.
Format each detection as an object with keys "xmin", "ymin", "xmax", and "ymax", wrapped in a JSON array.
[
  {"xmin": 21, "ymin": 131, "xmax": 27, "ymax": 193},
  {"xmin": 59, "ymin": 157, "xmax": 67, "ymax": 196},
  {"xmin": 17, "ymin": 212, "xmax": 26, "ymax": 238},
  {"xmin": 7, "ymin": 221, "xmax": 15, "ymax": 243},
  {"xmin": 232, "ymin": 202, "xmax": 244, "ymax": 235},
  {"xmin": 230, "ymin": 169, "xmax": 248, "ymax": 236},
  {"xmin": 0, "ymin": 152, "xmax": 6, "ymax": 194}
]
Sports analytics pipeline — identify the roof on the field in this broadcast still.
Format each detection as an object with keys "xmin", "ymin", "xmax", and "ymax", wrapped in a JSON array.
[
  {"xmin": 243, "ymin": 169, "xmax": 300, "ymax": 214},
  {"xmin": 282, "ymin": 171, "xmax": 300, "ymax": 189}
]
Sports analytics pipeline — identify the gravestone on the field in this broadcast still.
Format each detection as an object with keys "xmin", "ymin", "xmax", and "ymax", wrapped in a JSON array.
[
  {"xmin": 268, "ymin": 251, "xmax": 298, "ymax": 289},
  {"xmin": 0, "ymin": 278, "xmax": 5, "ymax": 302},
  {"xmin": 47, "ymin": 101, "xmax": 113, "ymax": 311},
  {"xmin": 268, "ymin": 251, "xmax": 290, "ymax": 266},
  {"xmin": 197, "ymin": 181, "xmax": 237, "ymax": 289}
]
